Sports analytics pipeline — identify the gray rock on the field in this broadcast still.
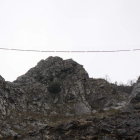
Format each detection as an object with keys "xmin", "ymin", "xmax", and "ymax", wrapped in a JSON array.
[
  {"xmin": 129, "ymin": 76, "xmax": 140, "ymax": 103},
  {"xmin": 0, "ymin": 56, "xmax": 139, "ymax": 139}
]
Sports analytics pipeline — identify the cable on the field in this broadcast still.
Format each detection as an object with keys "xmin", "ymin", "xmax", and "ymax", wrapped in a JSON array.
[{"xmin": 0, "ymin": 47, "xmax": 140, "ymax": 52}]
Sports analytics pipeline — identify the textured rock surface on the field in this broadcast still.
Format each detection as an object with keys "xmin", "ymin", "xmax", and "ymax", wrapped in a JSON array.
[
  {"xmin": 86, "ymin": 78, "xmax": 129, "ymax": 111},
  {"xmin": 21, "ymin": 107, "xmax": 140, "ymax": 140},
  {"xmin": 129, "ymin": 77, "xmax": 140, "ymax": 103},
  {"xmin": 13, "ymin": 56, "xmax": 92, "ymax": 116},
  {"xmin": 0, "ymin": 56, "xmax": 139, "ymax": 139}
]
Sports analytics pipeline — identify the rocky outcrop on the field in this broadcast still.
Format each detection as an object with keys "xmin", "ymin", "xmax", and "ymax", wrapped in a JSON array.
[
  {"xmin": 86, "ymin": 78, "xmax": 129, "ymax": 111},
  {"xmin": 12, "ymin": 56, "xmax": 92, "ymax": 116},
  {"xmin": 0, "ymin": 56, "xmax": 139, "ymax": 139},
  {"xmin": 129, "ymin": 77, "xmax": 140, "ymax": 103},
  {"xmin": 21, "ymin": 106, "xmax": 140, "ymax": 140}
]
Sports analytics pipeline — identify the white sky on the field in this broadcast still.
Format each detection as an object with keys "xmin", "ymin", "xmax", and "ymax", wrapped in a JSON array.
[{"xmin": 0, "ymin": 0, "xmax": 140, "ymax": 84}]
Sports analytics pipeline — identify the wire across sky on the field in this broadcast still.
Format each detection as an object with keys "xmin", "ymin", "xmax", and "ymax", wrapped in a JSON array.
[{"xmin": 0, "ymin": 47, "xmax": 140, "ymax": 53}]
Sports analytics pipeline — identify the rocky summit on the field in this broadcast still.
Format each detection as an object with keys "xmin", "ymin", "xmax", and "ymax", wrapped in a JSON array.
[{"xmin": 0, "ymin": 56, "xmax": 140, "ymax": 140}]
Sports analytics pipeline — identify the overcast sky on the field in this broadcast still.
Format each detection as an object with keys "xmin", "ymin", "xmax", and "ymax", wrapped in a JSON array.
[{"xmin": 0, "ymin": 0, "xmax": 140, "ymax": 84}]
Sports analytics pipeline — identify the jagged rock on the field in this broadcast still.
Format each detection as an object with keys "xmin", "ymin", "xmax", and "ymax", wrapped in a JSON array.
[
  {"xmin": 11, "ymin": 56, "xmax": 92, "ymax": 116},
  {"xmin": 0, "ymin": 75, "xmax": 5, "ymax": 89},
  {"xmin": 0, "ymin": 56, "xmax": 139, "ymax": 139},
  {"xmin": 86, "ymin": 78, "xmax": 129, "ymax": 110},
  {"xmin": 129, "ymin": 76, "xmax": 140, "ymax": 103}
]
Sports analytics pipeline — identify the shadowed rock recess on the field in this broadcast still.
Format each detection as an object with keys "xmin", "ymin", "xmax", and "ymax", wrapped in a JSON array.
[{"xmin": 0, "ymin": 56, "xmax": 140, "ymax": 140}]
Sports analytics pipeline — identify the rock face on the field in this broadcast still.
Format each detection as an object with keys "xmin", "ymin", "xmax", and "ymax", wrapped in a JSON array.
[
  {"xmin": 129, "ymin": 77, "xmax": 140, "ymax": 103},
  {"xmin": 13, "ymin": 56, "xmax": 92, "ymax": 116},
  {"xmin": 86, "ymin": 78, "xmax": 129, "ymax": 111},
  {"xmin": 21, "ymin": 106, "xmax": 140, "ymax": 140},
  {"xmin": 0, "ymin": 56, "xmax": 139, "ymax": 139}
]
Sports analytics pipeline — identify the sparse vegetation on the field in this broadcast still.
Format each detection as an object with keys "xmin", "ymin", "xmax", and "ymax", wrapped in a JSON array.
[{"xmin": 48, "ymin": 81, "xmax": 62, "ymax": 94}]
